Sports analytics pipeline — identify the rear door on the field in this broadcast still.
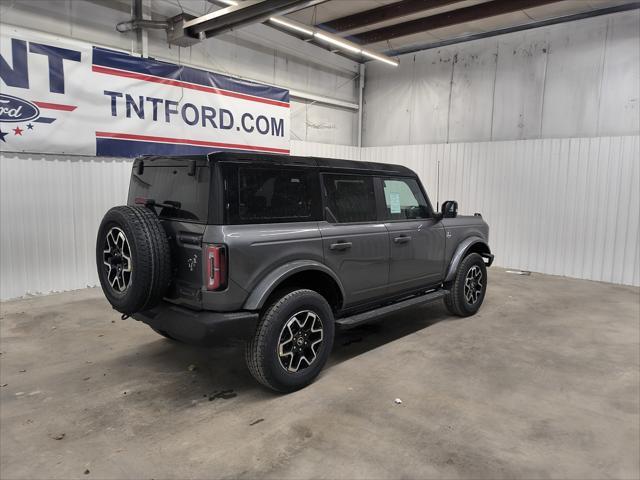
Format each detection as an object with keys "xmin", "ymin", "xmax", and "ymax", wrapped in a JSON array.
[
  {"xmin": 380, "ymin": 176, "xmax": 445, "ymax": 295},
  {"xmin": 127, "ymin": 159, "xmax": 210, "ymax": 308},
  {"xmin": 318, "ymin": 173, "xmax": 389, "ymax": 307}
]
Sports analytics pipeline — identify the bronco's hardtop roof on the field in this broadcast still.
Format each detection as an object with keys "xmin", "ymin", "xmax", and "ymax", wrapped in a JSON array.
[{"xmin": 133, "ymin": 152, "xmax": 416, "ymax": 177}]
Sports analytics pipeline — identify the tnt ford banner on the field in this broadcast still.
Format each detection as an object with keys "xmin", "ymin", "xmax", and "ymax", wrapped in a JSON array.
[{"xmin": 0, "ymin": 26, "xmax": 290, "ymax": 157}]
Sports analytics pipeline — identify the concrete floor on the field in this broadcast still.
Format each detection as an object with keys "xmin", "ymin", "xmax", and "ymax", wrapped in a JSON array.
[{"xmin": 0, "ymin": 268, "xmax": 638, "ymax": 479}]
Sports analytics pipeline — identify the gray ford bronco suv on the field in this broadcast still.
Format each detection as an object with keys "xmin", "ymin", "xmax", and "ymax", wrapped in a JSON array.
[{"xmin": 96, "ymin": 152, "xmax": 493, "ymax": 392}]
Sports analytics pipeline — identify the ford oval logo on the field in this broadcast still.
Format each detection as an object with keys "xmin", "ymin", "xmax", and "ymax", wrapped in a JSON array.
[{"xmin": 0, "ymin": 94, "xmax": 40, "ymax": 123}]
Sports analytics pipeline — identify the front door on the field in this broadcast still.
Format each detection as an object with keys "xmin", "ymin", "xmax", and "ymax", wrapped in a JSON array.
[
  {"xmin": 319, "ymin": 173, "xmax": 389, "ymax": 307},
  {"xmin": 380, "ymin": 177, "xmax": 445, "ymax": 295}
]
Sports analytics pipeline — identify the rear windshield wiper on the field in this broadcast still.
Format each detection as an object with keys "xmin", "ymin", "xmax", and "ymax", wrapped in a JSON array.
[
  {"xmin": 134, "ymin": 197, "xmax": 182, "ymax": 209},
  {"xmin": 134, "ymin": 197, "xmax": 197, "ymax": 220}
]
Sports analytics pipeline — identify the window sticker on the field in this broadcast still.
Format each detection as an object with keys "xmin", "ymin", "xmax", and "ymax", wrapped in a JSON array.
[{"xmin": 389, "ymin": 192, "xmax": 401, "ymax": 213}]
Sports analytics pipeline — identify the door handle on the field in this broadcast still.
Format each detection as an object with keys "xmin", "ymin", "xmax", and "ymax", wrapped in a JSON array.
[
  {"xmin": 393, "ymin": 235, "xmax": 412, "ymax": 244},
  {"xmin": 329, "ymin": 241, "xmax": 352, "ymax": 251}
]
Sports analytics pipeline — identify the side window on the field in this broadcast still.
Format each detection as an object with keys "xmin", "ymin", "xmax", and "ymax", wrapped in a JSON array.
[
  {"xmin": 322, "ymin": 174, "xmax": 377, "ymax": 223},
  {"xmin": 382, "ymin": 178, "xmax": 430, "ymax": 220},
  {"xmin": 223, "ymin": 166, "xmax": 318, "ymax": 224}
]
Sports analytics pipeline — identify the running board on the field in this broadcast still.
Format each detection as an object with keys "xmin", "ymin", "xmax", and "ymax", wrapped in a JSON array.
[{"xmin": 336, "ymin": 289, "xmax": 449, "ymax": 328}]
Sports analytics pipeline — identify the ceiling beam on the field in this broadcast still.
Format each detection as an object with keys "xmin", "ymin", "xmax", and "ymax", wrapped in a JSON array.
[
  {"xmin": 167, "ymin": 4, "xmax": 359, "ymax": 73},
  {"xmin": 232, "ymin": 22, "xmax": 360, "ymax": 73},
  {"xmin": 151, "ymin": 0, "xmax": 359, "ymax": 73},
  {"xmin": 206, "ymin": 0, "xmax": 329, "ymax": 17},
  {"xmin": 321, "ymin": 0, "xmax": 463, "ymax": 33},
  {"xmin": 382, "ymin": 1, "xmax": 640, "ymax": 57},
  {"xmin": 184, "ymin": 0, "xmax": 311, "ymax": 38},
  {"xmin": 349, "ymin": 0, "xmax": 561, "ymax": 45}
]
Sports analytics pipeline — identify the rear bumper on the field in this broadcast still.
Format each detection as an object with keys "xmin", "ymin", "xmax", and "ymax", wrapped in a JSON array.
[{"xmin": 132, "ymin": 301, "xmax": 259, "ymax": 346}]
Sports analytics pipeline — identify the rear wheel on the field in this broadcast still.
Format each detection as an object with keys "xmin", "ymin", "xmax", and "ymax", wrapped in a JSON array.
[
  {"xmin": 444, "ymin": 253, "xmax": 487, "ymax": 317},
  {"xmin": 245, "ymin": 289, "xmax": 334, "ymax": 393}
]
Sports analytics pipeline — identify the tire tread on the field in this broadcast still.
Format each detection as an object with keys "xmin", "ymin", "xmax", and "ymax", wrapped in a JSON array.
[
  {"xmin": 245, "ymin": 289, "xmax": 330, "ymax": 392},
  {"xmin": 96, "ymin": 205, "xmax": 171, "ymax": 314},
  {"xmin": 444, "ymin": 253, "xmax": 486, "ymax": 317}
]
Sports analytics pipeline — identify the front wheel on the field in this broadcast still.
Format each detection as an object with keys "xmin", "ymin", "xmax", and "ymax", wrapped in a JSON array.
[
  {"xmin": 245, "ymin": 289, "xmax": 335, "ymax": 393},
  {"xmin": 444, "ymin": 253, "xmax": 487, "ymax": 317}
]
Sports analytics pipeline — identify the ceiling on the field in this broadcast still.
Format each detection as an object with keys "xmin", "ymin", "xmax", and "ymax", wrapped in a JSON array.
[{"xmin": 278, "ymin": 0, "xmax": 638, "ymax": 58}]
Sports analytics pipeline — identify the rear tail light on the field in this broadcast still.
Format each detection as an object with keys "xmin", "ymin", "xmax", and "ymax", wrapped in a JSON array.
[{"xmin": 205, "ymin": 244, "xmax": 227, "ymax": 291}]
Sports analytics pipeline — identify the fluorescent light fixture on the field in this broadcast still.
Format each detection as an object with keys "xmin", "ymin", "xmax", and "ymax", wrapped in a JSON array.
[
  {"xmin": 269, "ymin": 16, "xmax": 314, "ymax": 36},
  {"xmin": 265, "ymin": 16, "xmax": 399, "ymax": 67},
  {"xmin": 314, "ymin": 32, "xmax": 362, "ymax": 54},
  {"xmin": 361, "ymin": 49, "xmax": 399, "ymax": 67},
  {"xmin": 217, "ymin": 0, "xmax": 238, "ymax": 5}
]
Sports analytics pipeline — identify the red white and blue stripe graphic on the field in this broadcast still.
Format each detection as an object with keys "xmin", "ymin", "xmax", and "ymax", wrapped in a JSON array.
[
  {"xmin": 92, "ymin": 47, "xmax": 289, "ymax": 106},
  {"xmin": 95, "ymin": 132, "xmax": 290, "ymax": 156},
  {"xmin": 91, "ymin": 47, "xmax": 290, "ymax": 157},
  {"xmin": 32, "ymin": 101, "xmax": 78, "ymax": 123}
]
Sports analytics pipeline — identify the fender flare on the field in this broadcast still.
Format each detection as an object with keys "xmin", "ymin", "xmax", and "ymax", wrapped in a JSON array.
[
  {"xmin": 243, "ymin": 260, "xmax": 346, "ymax": 311},
  {"xmin": 444, "ymin": 237, "xmax": 493, "ymax": 283}
]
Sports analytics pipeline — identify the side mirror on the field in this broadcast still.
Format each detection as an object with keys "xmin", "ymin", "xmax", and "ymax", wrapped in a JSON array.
[{"xmin": 441, "ymin": 200, "xmax": 458, "ymax": 218}]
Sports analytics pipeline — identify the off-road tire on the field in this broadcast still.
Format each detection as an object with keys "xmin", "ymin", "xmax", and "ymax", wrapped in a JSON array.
[
  {"xmin": 245, "ymin": 289, "xmax": 335, "ymax": 393},
  {"xmin": 444, "ymin": 253, "xmax": 487, "ymax": 317},
  {"xmin": 96, "ymin": 206, "xmax": 172, "ymax": 315}
]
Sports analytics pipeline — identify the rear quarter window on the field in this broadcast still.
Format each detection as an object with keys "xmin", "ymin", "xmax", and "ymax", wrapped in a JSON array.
[
  {"xmin": 222, "ymin": 166, "xmax": 320, "ymax": 224},
  {"xmin": 128, "ymin": 165, "xmax": 210, "ymax": 222}
]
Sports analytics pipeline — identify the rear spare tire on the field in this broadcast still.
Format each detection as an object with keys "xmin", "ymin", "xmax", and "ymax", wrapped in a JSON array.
[{"xmin": 96, "ymin": 206, "xmax": 171, "ymax": 315}]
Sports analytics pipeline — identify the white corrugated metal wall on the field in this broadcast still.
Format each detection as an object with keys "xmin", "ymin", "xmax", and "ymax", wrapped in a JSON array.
[
  {"xmin": 290, "ymin": 141, "xmax": 361, "ymax": 161},
  {"xmin": 296, "ymin": 137, "xmax": 640, "ymax": 287},
  {"xmin": 359, "ymin": 136, "xmax": 640, "ymax": 287},
  {"xmin": 2, "ymin": 135, "xmax": 638, "ymax": 300},
  {"xmin": 363, "ymin": 10, "xmax": 640, "ymax": 145},
  {"xmin": 0, "ymin": 154, "xmax": 132, "ymax": 299}
]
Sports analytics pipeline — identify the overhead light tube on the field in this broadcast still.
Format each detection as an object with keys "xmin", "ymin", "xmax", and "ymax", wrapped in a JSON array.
[
  {"xmin": 267, "ymin": 15, "xmax": 399, "ymax": 67},
  {"xmin": 269, "ymin": 17, "xmax": 314, "ymax": 36},
  {"xmin": 361, "ymin": 50, "xmax": 399, "ymax": 67},
  {"xmin": 314, "ymin": 32, "xmax": 362, "ymax": 54}
]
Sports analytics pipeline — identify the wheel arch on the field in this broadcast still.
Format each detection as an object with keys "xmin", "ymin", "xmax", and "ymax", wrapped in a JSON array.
[
  {"xmin": 444, "ymin": 237, "xmax": 493, "ymax": 283},
  {"xmin": 243, "ymin": 261, "xmax": 345, "ymax": 313}
]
